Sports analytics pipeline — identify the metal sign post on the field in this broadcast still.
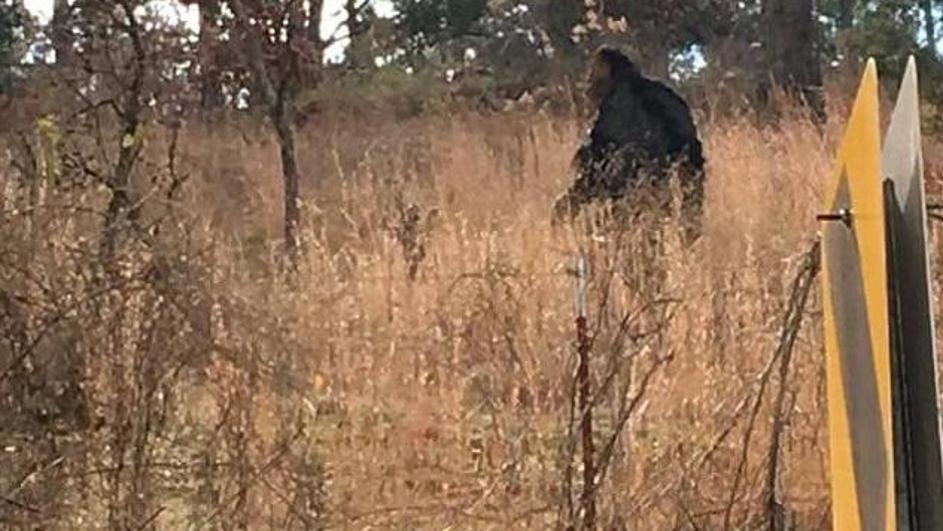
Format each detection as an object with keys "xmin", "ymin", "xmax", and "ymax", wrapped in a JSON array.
[
  {"xmin": 882, "ymin": 56, "xmax": 943, "ymax": 530},
  {"xmin": 821, "ymin": 56, "xmax": 943, "ymax": 531}
]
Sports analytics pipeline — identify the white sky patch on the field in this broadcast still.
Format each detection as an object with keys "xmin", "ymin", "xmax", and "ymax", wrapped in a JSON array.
[
  {"xmin": 23, "ymin": 0, "xmax": 397, "ymax": 62},
  {"xmin": 25, "ymin": 0, "xmax": 53, "ymax": 22},
  {"xmin": 25, "ymin": 0, "xmax": 197, "ymax": 31}
]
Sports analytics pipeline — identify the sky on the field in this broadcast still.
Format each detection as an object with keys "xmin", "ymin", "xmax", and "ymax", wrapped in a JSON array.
[{"xmin": 22, "ymin": 0, "xmax": 395, "ymax": 61}]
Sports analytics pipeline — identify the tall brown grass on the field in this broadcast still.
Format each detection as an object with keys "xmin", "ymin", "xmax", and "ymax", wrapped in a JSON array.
[{"xmin": 2, "ymin": 101, "xmax": 907, "ymax": 529}]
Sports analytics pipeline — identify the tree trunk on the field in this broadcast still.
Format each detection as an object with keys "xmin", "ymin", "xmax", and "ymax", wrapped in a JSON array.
[
  {"xmin": 198, "ymin": 1, "xmax": 224, "ymax": 108},
  {"xmin": 308, "ymin": 0, "xmax": 326, "ymax": 53},
  {"xmin": 51, "ymin": 0, "xmax": 73, "ymax": 67},
  {"xmin": 923, "ymin": 0, "xmax": 936, "ymax": 57},
  {"xmin": 703, "ymin": 35, "xmax": 764, "ymax": 114},
  {"xmin": 833, "ymin": 0, "xmax": 859, "ymax": 91},
  {"xmin": 274, "ymin": 109, "xmax": 302, "ymax": 261},
  {"xmin": 229, "ymin": 0, "xmax": 309, "ymax": 266},
  {"xmin": 344, "ymin": 0, "xmax": 370, "ymax": 70},
  {"xmin": 838, "ymin": 0, "xmax": 855, "ymax": 30},
  {"xmin": 763, "ymin": 0, "xmax": 825, "ymax": 121},
  {"xmin": 101, "ymin": 7, "xmax": 147, "ymax": 269}
]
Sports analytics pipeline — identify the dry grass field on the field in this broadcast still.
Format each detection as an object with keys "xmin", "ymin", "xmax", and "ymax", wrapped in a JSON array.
[{"xmin": 4, "ymin": 101, "xmax": 938, "ymax": 529}]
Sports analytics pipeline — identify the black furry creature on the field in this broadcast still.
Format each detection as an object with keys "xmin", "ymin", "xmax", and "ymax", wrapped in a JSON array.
[{"xmin": 554, "ymin": 47, "xmax": 706, "ymax": 236}]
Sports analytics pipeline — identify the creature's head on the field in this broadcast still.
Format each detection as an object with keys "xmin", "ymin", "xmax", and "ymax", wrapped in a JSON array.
[{"xmin": 587, "ymin": 46, "xmax": 642, "ymax": 104}]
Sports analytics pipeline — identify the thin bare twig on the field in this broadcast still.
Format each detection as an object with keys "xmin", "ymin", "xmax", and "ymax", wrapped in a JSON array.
[
  {"xmin": 195, "ymin": 425, "xmax": 305, "ymax": 529},
  {"xmin": 721, "ymin": 240, "xmax": 821, "ymax": 530},
  {"xmin": 133, "ymin": 506, "xmax": 166, "ymax": 531},
  {"xmin": 765, "ymin": 240, "xmax": 821, "ymax": 529},
  {"xmin": 0, "ymin": 494, "xmax": 41, "ymax": 514},
  {"xmin": 594, "ymin": 350, "xmax": 673, "ymax": 490}
]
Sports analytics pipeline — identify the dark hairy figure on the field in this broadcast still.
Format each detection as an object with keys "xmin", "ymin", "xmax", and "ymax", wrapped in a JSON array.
[{"xmin": 554, "ymin": 47, "xmax": 706, "ymax": 239}]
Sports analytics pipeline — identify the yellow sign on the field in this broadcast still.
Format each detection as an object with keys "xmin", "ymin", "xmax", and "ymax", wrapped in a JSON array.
[{"xmin": 821, "ymin": 59, "xmax": 895, "ymax": 531}]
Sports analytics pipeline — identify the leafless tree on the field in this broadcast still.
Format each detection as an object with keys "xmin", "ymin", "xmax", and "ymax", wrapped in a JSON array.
[{"xmin": 228, "ymin": 0, "xmax": 326, "ymax": 265}]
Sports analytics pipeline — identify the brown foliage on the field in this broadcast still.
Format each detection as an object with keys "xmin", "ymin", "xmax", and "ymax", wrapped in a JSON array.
[{"xmin": 6, "ymin": 92, "xmax": 941, "ymax": 528}]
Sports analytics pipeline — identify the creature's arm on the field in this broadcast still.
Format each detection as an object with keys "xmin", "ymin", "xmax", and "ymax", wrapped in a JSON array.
[
  {"xmin": 552, "ymin": 136, "xmax": 603, "ymax": 221},
  {"xmin": 567, "ymin": 139, "xmax": 600, "ymax": 198},
  {"xmin": 588, "ymin": 100, "xmax": 628, "ymax": 148},
  {"xmin": 573, "ymin": 135, "xmax": 598, "ymax": 177}
]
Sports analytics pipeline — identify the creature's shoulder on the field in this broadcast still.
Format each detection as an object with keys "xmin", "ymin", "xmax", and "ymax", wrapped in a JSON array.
[
  {"xmin": 635, "ymin": 78, "xmax": 701, "ymax": 140},
  {"xmin": 638, "ymin": 78, "xmax": 692, "ymax": 114}
]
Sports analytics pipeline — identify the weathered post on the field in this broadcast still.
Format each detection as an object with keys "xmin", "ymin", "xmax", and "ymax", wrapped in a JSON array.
[{"xmin": 574, "ymin": 255, "xmax": 596, "ymax": 529}]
